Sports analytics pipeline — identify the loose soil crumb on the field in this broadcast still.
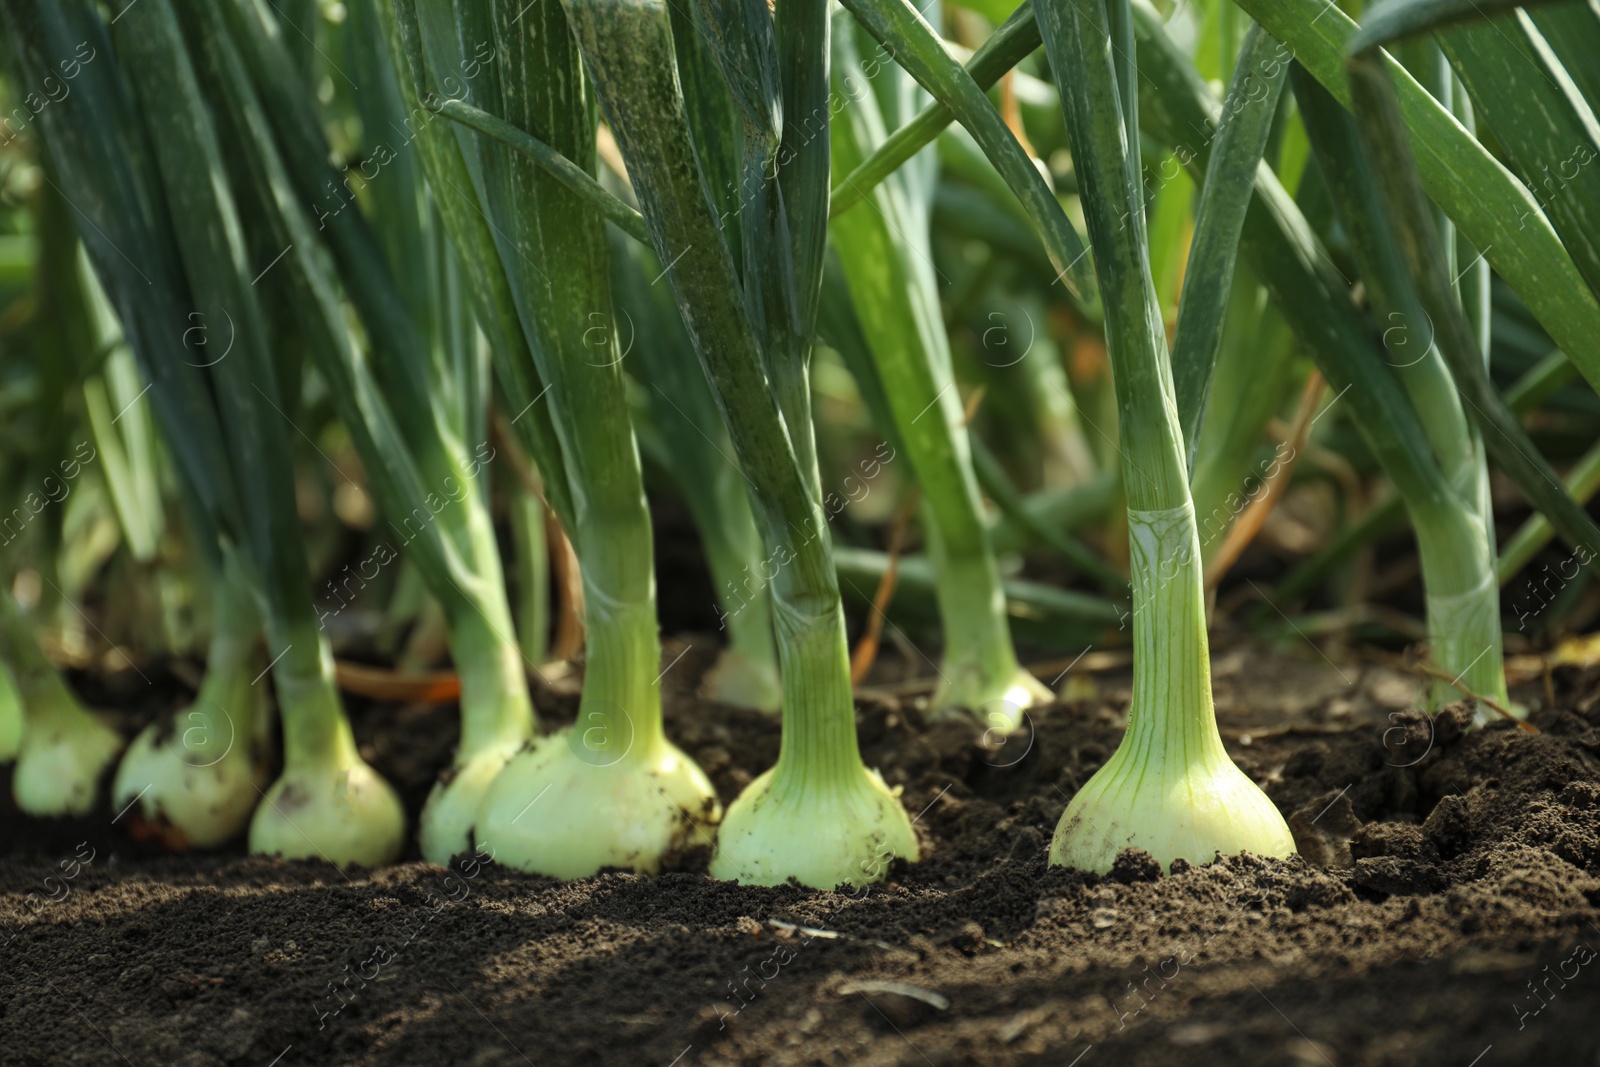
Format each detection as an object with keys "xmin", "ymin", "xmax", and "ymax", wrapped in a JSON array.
[{"xmin": 3, "ymin": 639, "xmax": 1598, "ymax": 1066}]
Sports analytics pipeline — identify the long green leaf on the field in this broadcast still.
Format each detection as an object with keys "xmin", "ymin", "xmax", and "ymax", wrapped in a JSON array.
[
  {"xmin": 1528, "ymin": 2, "xmax": 1600, "ymax": 115},
  {"xmin": 476, "ymin": 0, "xmax": 655, "ymax": 609},
  {"xmin": 345, "ymin": 0, "xmax": 441, "ymax": 371},
  {"xmin": 381, "ymin": 0, "xmax": 575, "ymax": 530},
  {"xmin": 690, "ymin": 0, "xmax": 817, "ymax": 493},
  {"xmin": 116, "ymin": 0, "xmax": 309, "ymax": 621},
  {"xmin": 835, "ymin": 0, "xmax": 1097, "ymax": 301},
  {"xmin": 219, "ymin": 0, "xmax": 439, "ymax": 454},
  {"xmin": 561, "ymin": 0, "xmax": 819, "ymax": 567},
  {"xmin": 1437, "ymin": 14, "xmax": 1600, "ymax": 302},
  {"xmin": 180, "ymin": 1, "xmax": 462, "ymax": 605},
  {"xmin": 829, "ymin": 13, "xmax": 1040, "ymax": 712},
  {"xmin": 669, "ymin": 1, "xmax": 743, "ymax": 264},
  {"xmin": 1171, "ymin": 24, "xmax": 1288, "ymax": 474},
  {"xmin": 1345, "ymin": 51, "xmax": 1600, "ymax": 559},
  {"xmin": 770, "ymin": 0, "xmax": 833, "ymax": 501},
  {"xmin": 1293, "ymin": 64, "xmax": 1475, "ymax": 491},
  {"xmin": 0, "ymin": 0, "xmax": 241, "ymax": 542},
  {"xmin": 425, "ymin": 95, "xmax": 649, "ymax": 243},
  {"xmin": 1038, "ymin": 0, "xmax": 1181, "ymax": 509},
  {"xmin": 1348, "ymin": 0, "xmax": 1573, "ymax": 52},
  {"xmin": 775, "ymin": 0, "xmax": 833, "ymax": 344},
  {"xmin": 1230, "ymin": 0, "xmax": 1600, "ymax": 395},
  {"xmin": 1130, "ymin": 0, "xmax": 1460, "ymax": 523},
  {"xmin": 829, "ymin": 0, "xmax": 1038, "ymax": 216}
]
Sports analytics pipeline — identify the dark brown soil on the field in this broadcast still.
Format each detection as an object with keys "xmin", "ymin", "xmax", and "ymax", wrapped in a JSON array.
[{"xmin": 3, "ymin": 639, "xmax": 1600, "ymax": 1067}]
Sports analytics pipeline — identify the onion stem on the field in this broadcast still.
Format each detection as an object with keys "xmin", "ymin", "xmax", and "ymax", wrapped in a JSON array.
[
  {"xmin": 0, "ymin": 590, "xmax": 122, "ymax": 817},
  {"xmin": 509, "ymin": 490, "xmax": 550, "ymax": 665},
  {"xmin": 113, "ymin": 563, "xmax": 268, "ymax": 848}
]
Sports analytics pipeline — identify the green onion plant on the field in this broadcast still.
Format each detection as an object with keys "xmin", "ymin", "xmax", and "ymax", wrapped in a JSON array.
[
  {"xmin": 1293, "ymin": 63, "xmax": 1507, "ymax": 712},
  {"xmin": 0, "ymin": 588, "xmax": 121, "ymax": 815},
  {"xmin": 561, "ymin": 0, "xmax": 918, "ymax": 888},
  {"xmin": 7, "ymin": 0, "xmax": 1600, "ymax": 890},
  {"xmin": 389, "ymin": 0, "xmax": 719, "ymax": 878},
  {"xmin": 1125, "ymin": 1, "xmax": 1600, "ymax": 728},
  {"xmin": 1038, "ymin": 2, "xmax": 1295, "ymax": 872},
  {"xmin": 829, "ymin": 12, "xmax": 1049, "ymax": 726},
  {"xmin": 34, "ymin": 141, "xmax": 271, "ymax": 847},
  {"xmin": 112, "ymin": 560, "xmax": 270, "ymax": 847},
  {"xmin": 0, "ymin": 147, "xmax": 129, "ymax": 810},
  {"xmin": 3, "ymin": 0, "xmax": 405, "ymax": 865},
  {"xmin": 188, "ymin": 0, "xmax": 541, "ymax": 865}
]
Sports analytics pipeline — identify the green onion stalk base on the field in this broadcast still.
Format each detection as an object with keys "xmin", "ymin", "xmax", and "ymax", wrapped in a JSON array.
[
  {"xmin": 419, "ymin": 738, "xmax": 523, "ymax": 867},
  {"xmin": 474, "ymin": 593, "xmax": 719, "ymax": 877},
  {"xmin": 1413, "ymin": 504, "xmax": 1512, "ymax": 725},
  {"xmin": 112, "ymin": 585, "xmax": 269, "ymax": 848},
  {"xmin": 248, "ymin": 632, "xmax": 404, "ymax": 867},
  {"xmin": 1422, "ymin": 558, "xmax": 1513, "ymax": 726},
  {"xmin": 0, "ymin": 596, "xmax": 123, "ymax": 816},
  {"xmin": 1426, "ymin": 583, "xmax": 1506, "ymax": 721},
  {"xmin": 12, "ymin": 682, "xmax": 123, "ymax": 818},
  {"xmin": 474, "ymin": 733, "xmax": 718, "ymax": 878},
  {"xmin": 703, "ymin": 524, "xmax": 782, "ymax": 713},
  {"xmin": 1050, "ymin": 504, "xmax": 1294, "ymax": 872},
  {"xmin": 710, "ymin": 599, "xmax": 919, "ymax": 888},
  {"xmin": 926, "ymin": 537, "xmax": 1051, "ymax": 730},
  {"xmin": 710, "ymin": 763, "xmax": 918, "ymax": 889},
  {"xmin": 705, "ymin": 647, "xmax": 783, "ymax": 714},
  {"xmin": 418, "ymin": 600, "xmax": 538, "ymax": 866}
]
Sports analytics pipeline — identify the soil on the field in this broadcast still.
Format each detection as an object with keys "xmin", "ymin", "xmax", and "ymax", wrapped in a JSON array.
[{"xmin": 3, "ymin": 638, "xmax": 1600, "ymax": 1067}]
